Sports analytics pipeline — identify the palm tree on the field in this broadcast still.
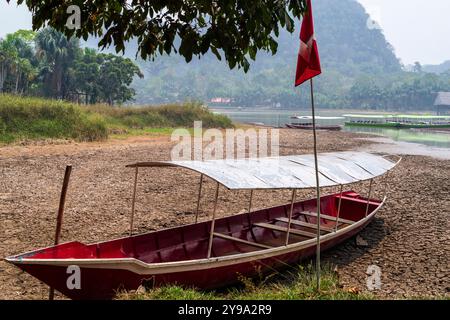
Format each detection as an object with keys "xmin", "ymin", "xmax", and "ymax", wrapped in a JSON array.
[
  {"xmin": 35, "ymin": 28, "xmax": 80, "ymax": 98},
  {"xmin": 0, "ymin": 31, "xmax": 38, "ymax": 94},
  {"xmin": 0, "ymin": 39, "xmax": 17, "ymax": 93}
]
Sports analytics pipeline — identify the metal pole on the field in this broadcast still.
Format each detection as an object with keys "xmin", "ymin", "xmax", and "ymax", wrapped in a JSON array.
[
  {"xmin": 383, "ymin": 171, "xmax": 390, "ymax": 199},
  {"xmin": 310, "ymin": 79, "xmax": 322, "ymax": 291},
  {"xmin": 246, "ymin": 189, "xmax": 258, "ymax": 240},
  {"xmin": 194, "ymin": 174, "xmax": 204, "ymax": 223},
  {"xmin": 365, "ymin": 179, "xmax": 373, "ymax": 217},
  {"xmin": 49, "ymin": 165, "xmax": 72, "ymax": 300},
  {"xmin": 285, "ymin": 189, "xmax": 297, "ymax": 245},
  {"xmin": 129, "ymin": 166, "xmax": 139, "ymax": 236},
  {"xmin": 335, "ymin": 184, "xmax": 343, "ymax": 232},
  {"xmin": 207, "ymin": 182, "xmax": 220, "ymax": 259},
  {"xmin": 248, "ymin": 189, "xmax": 253, "ymax": 214}
]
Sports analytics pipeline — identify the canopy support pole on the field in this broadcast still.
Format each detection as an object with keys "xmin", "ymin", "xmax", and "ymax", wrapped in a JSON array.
[
  {"xmin": 129, "ymin": 166, "xmax": 139, "ymax": 236},
  {"xmin": 335, "ymin": 184, "xmax": 343, "ymax": 232},
  {"xmin": 383, "ymin": 171, "xmax": 390, "ymax": 199},
  {"xmin": 246, "ymin": 190, "xmax": 258, "ymax": 241},
  {"xmin": 310, "ymin": 78, "xmax": 322, "ymax": 291},
  {"xmin": 365, "ymin": 179, "xmax": 373, "ymax": 217},
  {"xmin": 248, "ymin": 189, "xmax": 253, "ymax": 214},
  {"xmin": 207, "ymin": 182, "xmax": 220, "ymax": 259},
  {"xmin": 285, "ymin": 189, "xmax": 297, "ymax": 245},
  {"xmin": 194, "ymin": 174, "xmax": 204, "ymax": 223}
]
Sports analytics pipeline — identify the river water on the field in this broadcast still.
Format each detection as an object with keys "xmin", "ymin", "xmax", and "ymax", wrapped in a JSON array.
[{"xmin": 212, "ymin": 108, "xmax": 450, "ymax": 150}]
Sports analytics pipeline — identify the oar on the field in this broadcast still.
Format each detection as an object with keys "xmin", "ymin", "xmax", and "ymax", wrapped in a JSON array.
[{"xmin": 49, "ymin": 165, "xmax": 72, "ymax": 300}]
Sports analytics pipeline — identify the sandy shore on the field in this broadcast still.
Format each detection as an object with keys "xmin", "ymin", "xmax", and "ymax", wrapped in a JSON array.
[{"xmin": 0, "ymin": 129, "xmax": 448, "ymax": 299}]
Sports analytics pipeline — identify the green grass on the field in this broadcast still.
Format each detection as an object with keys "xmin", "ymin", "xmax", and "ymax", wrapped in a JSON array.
[
  {"xmin": 109, "ymin": 127, "xmax": 178, "ymax": 139},
  {"xmin": 116, "ymin": 263, "xmax": 374, "ymax": 300},
  {"xmin": 0, "ymin": 94, "xmax": 233, "ymax": 144}
]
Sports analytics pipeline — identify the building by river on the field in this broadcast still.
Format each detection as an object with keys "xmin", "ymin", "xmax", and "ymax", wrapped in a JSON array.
[{"xmin": 434, "ymin": 92, "xmax": 450, "ymax": 115}]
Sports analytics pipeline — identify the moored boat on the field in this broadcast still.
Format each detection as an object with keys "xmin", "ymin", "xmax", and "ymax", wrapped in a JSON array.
[
  {"xmin": 286, "ymin": 116, "xmax": 343, "ymax": 131},
  {"xmin": 5, "ymin": 152, "xmax": 400, "ymax": 300},
  {"xmin": 344, "ymin": 114, "xmax": 450, "ymax": 129}
]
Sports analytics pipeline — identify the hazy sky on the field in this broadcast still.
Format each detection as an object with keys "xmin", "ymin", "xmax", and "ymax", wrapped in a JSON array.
[
  {"xmin": 1, "ymin": 0, "xmax": 449, "ymax": 65},
  {"xmin": 357, "ymin": 0, "xmax": 450, "ymax": 65}
]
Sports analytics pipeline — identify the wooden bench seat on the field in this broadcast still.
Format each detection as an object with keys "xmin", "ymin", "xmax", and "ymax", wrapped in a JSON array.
[
  {"xmin": 213, "ymin": 232, "xmax": 273, "ymax": 249},
  {"xmin": 275, "ymin": 217, "xmax": 334, "ymax": 232},
  {"xmin": 335, "ymin": 195, "xmax": 381, "ymax": 206},
  {"xmin": 254, "ymin": 223, "xmax": 316, "ymax": 238},
  {"xmin": 299, "ymin": 211, "xmax": 355, "ymax": 225}
]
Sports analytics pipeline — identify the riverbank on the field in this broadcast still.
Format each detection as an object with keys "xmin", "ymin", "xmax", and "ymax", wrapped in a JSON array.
[
  {"xmin": 212, "ymin": 108, "xmax": 450, "ymax": 149},
  {"xmin": 0, "ymin": 94, "xmax": 232, "ymax": 144},
  {"xmin": 0, "ymin": 128, "xmax": 448, "ymax": 299}
]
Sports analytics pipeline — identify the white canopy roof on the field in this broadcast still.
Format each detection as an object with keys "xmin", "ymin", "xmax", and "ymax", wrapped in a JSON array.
[
  {"xmin": 291, "ymin": 116, "xmax": 345, "ymax": 120},
  {"xmin": 343, "ymin": 114, "xmax": 392, "ymax": 119},
  {"xmin": 127, "ymin": 152, "xmax": 399, "ymax": 190}
]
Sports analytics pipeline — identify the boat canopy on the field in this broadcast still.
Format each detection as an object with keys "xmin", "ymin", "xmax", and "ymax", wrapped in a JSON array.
[
  {"xmin": 343, "ymin": 114, "xmax": 392, "ymax": 119},
  {"xmin": 127, "ymin": 152, "xmax": 399, "ymax": 190},
  {"xmin": 394, "ymin": 115, "xmax": 450, "ymax": 119}
]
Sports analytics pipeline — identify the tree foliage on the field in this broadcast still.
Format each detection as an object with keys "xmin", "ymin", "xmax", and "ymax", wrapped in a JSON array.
[
  {"xmin": 35, "ymin": 28, "xmax": 80, "ymax": 98},
  {"xmin": 14, "ymin": 0, "xmax": 308, "ymax": 72},
  {"xmin": 348, "ymin": 72, "xmax": 450, "ymax": 110},
  {"xmin": 0, "ymin": 30, "xmax": 37, "ymax": 94},
  {"xmin": 0, "ymin": 28, "xmax": 143, "ymax": 105}
]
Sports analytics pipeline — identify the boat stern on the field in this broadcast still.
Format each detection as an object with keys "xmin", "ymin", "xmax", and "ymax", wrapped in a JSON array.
[{"xmin": 4, "ymin": 241, "xmax": 138, "ymax": 299}]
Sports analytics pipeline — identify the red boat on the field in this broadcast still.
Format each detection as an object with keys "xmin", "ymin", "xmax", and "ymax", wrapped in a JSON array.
[{"xmin": 5, "ymin": 152, "xmax": 400, "ymax": 300}]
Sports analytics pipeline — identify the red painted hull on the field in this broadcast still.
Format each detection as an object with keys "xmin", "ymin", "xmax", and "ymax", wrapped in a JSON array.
[{"xmin": 6, "ymin": 191, "xmax": 381, "ymax": 299}]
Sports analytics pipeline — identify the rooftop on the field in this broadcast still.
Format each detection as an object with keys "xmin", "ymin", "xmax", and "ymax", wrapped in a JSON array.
[{"xmin": 434, "ymin": 92, "xmax": 450, "ymax": 106}]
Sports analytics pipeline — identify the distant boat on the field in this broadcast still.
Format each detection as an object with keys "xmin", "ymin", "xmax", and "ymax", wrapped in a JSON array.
[
  {"xmin": 245, "ymin": 121, "xmax": 268, "ymax": 127},
  {"xmin": 286, "ymin": 116, "xmax": 344, "ymax": 131},
  {"xmin": 344, "ymin": 114, "xmax": 450, "ymax": 129}
]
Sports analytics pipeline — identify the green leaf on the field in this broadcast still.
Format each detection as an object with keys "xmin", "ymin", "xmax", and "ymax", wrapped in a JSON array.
[{"xmin": 210, "ymin": 46, "xmax": 221, "ymax": 61}]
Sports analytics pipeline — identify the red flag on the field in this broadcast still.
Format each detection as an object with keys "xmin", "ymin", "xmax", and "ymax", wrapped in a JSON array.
[{"xmin": 295, "ymin": 0, "xmax": 321, "ymax": 87}]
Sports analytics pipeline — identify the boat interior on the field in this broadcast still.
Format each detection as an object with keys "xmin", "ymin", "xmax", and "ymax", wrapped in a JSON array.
[{"xmin": 20, "ymin": 191, "xmax": 381, "ymax": 264}]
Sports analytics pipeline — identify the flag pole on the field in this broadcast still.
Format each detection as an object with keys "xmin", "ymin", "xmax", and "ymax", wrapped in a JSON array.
[
  {"xmin": 309, "ymin": 78, "xmax": 321, "ymax": 291},
  {"xmin": 295, "ymin": 0, "xmax": 321, "ymax": 291}
]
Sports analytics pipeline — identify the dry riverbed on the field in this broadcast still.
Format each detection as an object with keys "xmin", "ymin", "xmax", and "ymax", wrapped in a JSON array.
[{"xmin": 0, "ymin": 129, "xmax": 448, "ymax": 299}]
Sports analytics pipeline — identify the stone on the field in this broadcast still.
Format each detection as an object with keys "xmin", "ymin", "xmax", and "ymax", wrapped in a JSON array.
[{"xmin": 356, "ymin": 235, "xmax": 369, "ymax": 247}]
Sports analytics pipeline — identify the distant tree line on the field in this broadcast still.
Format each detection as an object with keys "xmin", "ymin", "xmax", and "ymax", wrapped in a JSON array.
[
  {"xmin": 0, "ymin": 28, "xmax": 143, "ymax": 105},
  {"xmin": 133, "ymin": 54, "xmax": 450, "ymax": 111},
  {"xmin": 346, "ymin": 71, "xmax": 450, "ymax": 110}
]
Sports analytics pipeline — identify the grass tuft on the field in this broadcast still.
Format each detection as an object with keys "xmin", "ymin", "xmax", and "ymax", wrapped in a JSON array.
[{"xmin": 115, "ymin": 263, "xmax": 374, "ymax": 300}]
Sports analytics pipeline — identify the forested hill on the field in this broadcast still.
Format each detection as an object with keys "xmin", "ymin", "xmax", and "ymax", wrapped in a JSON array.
[
  {"xmin": 130, "ymin": 0, "xmax": 406, "ymax": 109},
  {"xmin": 126, "ymin": 0, "xmax": 449, "ymax": 110}
]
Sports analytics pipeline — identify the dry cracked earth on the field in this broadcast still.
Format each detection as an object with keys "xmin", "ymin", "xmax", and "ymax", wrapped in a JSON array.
[{"xmin": 0, "ymin": 129, "xmax": 448, "ymax": 299}]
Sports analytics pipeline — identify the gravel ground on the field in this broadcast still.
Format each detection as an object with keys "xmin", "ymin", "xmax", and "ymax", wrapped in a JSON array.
[{"xmin": 0, "ymin": 129, "xmax": 448, "ymax": 299}]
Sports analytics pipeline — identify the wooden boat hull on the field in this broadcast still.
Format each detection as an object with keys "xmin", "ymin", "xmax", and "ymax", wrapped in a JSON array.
[
  {"xmin": 6, "ymin": 191, "xmax": 383, "ymax": 300},
  {"xmin": 286, "ymin": 124, "xmax": 342, "ymax": 131}
]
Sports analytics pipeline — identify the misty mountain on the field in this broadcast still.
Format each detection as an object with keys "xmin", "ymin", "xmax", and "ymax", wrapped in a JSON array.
[
  {"xmin": 127, "ymin": 0, "xmax": 402, "ymax": 108},
  {"xmin": 423, "ymin": 61, "xmax": 450, "ymax": 74},
  {"xmin": 81, "ymin": 0, "xmax": 450, "ymax": 110}
]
